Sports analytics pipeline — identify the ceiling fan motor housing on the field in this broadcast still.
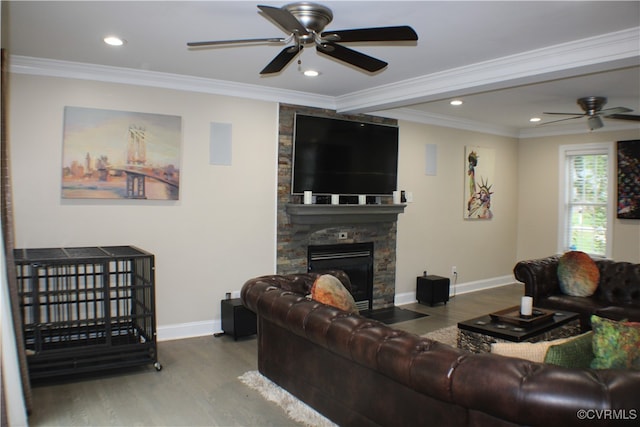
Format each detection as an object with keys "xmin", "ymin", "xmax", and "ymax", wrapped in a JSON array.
[
  {"xmin": 577, "ymin": 96, "xmax": 607, "ymax": 115},
  {"xmin": 284, "ymin": 2, "xmax": 333, "ymax": 44}
]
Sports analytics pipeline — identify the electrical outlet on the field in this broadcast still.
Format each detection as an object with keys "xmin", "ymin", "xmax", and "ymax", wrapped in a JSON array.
[
  {"xmin": 451, "ymin": 266, "xmax": 457, "ymax": 275},
  {"xmin": 338, "ymin": 232, "xmax": 348, "ymax": 240}
]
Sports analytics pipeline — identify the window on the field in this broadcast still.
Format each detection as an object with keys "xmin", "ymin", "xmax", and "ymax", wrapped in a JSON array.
[{"xmin": 558, "ymin": 143, "xmax": 613, "ymax": 258}]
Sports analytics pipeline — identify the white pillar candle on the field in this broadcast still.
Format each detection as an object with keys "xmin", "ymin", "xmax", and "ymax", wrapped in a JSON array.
[
  {"xmin": 303, "ymin": 191, "xmax": 312, "ymax": 205},
  {"xmin": 358, "ymin": 195, "xmax": 366, "ymax": 205},
  {"xmin": 392, "ymin": 191, "xmax": 401, "ymax": 204},
  {"xmin": 331, "ymin": 194, "xmax": 340, "ymax": 205},
  {"xmin": 520, "ymin": 296, "xmax": 533, "ymax": 316}
]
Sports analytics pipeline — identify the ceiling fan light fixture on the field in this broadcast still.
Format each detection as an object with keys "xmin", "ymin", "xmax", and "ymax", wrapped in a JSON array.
[
  {"xmin": 587, "ymin": 115, "xmax": 603, "ymax": 130},
  {"xmin": 104, "ymin": 36, "xmax": 125, "ymax": 46}
]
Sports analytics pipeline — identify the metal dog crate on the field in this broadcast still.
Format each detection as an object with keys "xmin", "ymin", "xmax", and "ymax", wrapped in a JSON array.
[{"xmin": 14, "ymin": 245, "xmax": 161, "ymax": 380}]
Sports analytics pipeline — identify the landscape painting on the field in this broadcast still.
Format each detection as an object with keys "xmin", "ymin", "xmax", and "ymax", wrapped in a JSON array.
[
  {"xmin": 62, "ymin": 107, "xmax": 182, "ymax": 200},
  {"xmin": 464, "ymin": 145, "xmax": 495, "ymax": 220},
  {"xmin": 617, "ymin": 139, "xmax": 640, "ymax": 219}
]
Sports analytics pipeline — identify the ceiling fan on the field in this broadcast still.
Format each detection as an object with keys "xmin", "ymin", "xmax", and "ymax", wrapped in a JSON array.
[
  {"xmin": 187, "ymin": 2, "xmax": 418, "ymax": 75},
  {"xmin": 542, "ymin": 96, "xmax": 640, "ymax": 130}
]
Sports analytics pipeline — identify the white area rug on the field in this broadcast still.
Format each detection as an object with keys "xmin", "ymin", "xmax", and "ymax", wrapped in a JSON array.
[
  {"xmin": 422, "ymin": 325, "xmax": 459, "ymax": 347},
  {"xmin": 239, "ymin": 371, "xmax": 338, "ymax": 427}
]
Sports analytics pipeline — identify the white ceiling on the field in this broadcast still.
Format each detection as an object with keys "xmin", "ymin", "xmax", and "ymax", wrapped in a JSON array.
[{"xmin": 4, "ymin": 0, "xmax": 640, "ymax": 137}]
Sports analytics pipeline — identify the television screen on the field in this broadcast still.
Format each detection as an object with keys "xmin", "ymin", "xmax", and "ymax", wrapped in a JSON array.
[{"xmin": 292, "ymin": 114, "xmax": 399, "ymax": 195}]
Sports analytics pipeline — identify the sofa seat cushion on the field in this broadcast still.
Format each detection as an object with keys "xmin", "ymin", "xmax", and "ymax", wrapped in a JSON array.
[
  {"xmin": 595, "ymin": 305, "xmax": 640, "ymax": 323},
  {"xmin": 543, "ymin": 294, "xmax": 604, "ymax": 313}
]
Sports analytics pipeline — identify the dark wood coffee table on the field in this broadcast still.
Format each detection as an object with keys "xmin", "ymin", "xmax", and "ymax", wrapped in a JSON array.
[{"xmin": 457, "ymin": 307, "xmax": 580, "ymax": 353}]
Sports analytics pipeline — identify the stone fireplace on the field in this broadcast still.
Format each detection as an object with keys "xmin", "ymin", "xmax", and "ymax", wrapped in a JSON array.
[{"xmin": 276, "ymin": 104, "xmax": 403, "ymax": 310}]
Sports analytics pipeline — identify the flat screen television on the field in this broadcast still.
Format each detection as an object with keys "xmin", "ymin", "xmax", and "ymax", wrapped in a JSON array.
[{"xmin": 291, "ymin": 114, "xmax": 399, "ymax": 195}]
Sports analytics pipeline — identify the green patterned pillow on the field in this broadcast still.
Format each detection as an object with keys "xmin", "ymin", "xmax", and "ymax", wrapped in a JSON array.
[
  {"xmin": 590, "ymin": 315, "xmax": 640, "ymax": 370},
  {"xmin": 544, "ymin": 331, "xmax": 594, "ymax": 368},
  {"xmin": 557, "ymin": 251, "xmax": 600, "ymax": 297}
]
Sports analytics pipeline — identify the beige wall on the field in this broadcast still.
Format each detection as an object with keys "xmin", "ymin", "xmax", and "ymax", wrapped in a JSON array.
[
  {"xmin": 9, "ymin": 74, "xmax": 278, "ymax": 334},
  {"xmin": 8, "ymin": 72, "xmax": 640, "ymax": 336},
  {"xmin": 395, "ymin": 120, "xmax": 519, "ymax": 296},
  {"xmin": 517, "ymin": 130, "xmax": 640, "ymax": 263}
]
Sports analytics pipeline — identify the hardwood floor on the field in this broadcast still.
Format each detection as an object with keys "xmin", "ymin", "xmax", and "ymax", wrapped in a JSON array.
[{"xmin": 27, "ymin": 283, "xmax": 523, "ymax": 427}]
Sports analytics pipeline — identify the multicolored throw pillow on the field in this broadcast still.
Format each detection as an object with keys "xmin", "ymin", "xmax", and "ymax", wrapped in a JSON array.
[
  {"xmin": 590, "ymin": 315, "xmax": 640, "ymax": 370},
  {"xmin": 310, "ymin": 274, "xmax": 359, "ymax": 314},
  {"xmin": 557, "ymin": 251, "xmax": 600, "ymax": 297}
]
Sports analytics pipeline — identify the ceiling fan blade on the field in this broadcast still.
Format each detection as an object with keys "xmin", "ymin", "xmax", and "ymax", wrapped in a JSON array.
[
  {"xmin": 260, "ymin": 45, "xmax": 303, "ymax": 75},
  {"xmin": 600, "ymin": 107, "xmax": 634, "ymax": 116},
  {"xmin": 321, "ymin": 26, "xmax": 418, "ymax": 42},
  {"xmin": 317, "ymin": 42, "xmax": 387, "ymax": 72},
  {"xmin": 187, "ymin": 37, "xmax": 286, "ymax": 47},
  {"xmin": 543, "ymin": 112, "xmax": 586, "ymax": 116},
  {"xmin": 606, "ymin": 113, "xmax": 640, "ymax": 121},
  {"xmin": 258, "ymin": 5, "xmax": 309, "ymax": 36},
  {"xmin": 538, "ymin": 115, "xmax": 585, "ymax": 126}
]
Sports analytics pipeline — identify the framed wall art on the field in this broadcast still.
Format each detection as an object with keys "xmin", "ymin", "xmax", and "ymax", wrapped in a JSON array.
[
  {"xmin": 464, "ymin": 145, "xmax": 495, "ymax": 220},
  {"xmin": 62, "ymin": 106, "xmax": 182, "ymax": 200},
  {"xmin": 617, "ymin": 139, "xmax": 640, "ymax": 219}
]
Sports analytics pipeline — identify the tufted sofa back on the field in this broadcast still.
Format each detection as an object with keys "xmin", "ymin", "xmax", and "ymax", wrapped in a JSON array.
[
  {"xmin": 595, "ymin": 259, "xmax": 640, "ymax": 306},
  {"xmin": 242, "ymin": 273, "xmax": 640, "ymax": 427},
  {"xmin": 514, "ymin": 256, "xmax": 640, "ymax": 307}
]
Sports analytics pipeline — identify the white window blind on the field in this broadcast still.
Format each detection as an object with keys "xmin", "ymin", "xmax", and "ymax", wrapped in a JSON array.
[{"xmin": 559, "ymin": 143, "xmax": 613, "ymax": 258}]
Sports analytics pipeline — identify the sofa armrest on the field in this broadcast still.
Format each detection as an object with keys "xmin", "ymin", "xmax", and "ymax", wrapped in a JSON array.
[{"xmin": 513, "ymin": 256, "xmax": 561, "ymax": 302}]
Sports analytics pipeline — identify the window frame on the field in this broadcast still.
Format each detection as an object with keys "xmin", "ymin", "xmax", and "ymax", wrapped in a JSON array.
[{"xmin": 557, "ymin": 142, "xmax": 614, "ymax": 259}]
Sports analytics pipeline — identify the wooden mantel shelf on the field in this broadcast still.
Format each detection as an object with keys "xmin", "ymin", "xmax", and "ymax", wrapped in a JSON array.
[{"xmin": 285, "ymin": 203, "xmax": 406, "ymax": 225}]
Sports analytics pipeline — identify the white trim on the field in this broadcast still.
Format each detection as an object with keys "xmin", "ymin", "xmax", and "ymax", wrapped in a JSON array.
[
  {"xmin": 159, "ymin": 274, "xmax": 518, "ymax": 341},
  {"xmin": 8, "ymin": 27, "xmax": 639, "ymax": 139},
  {"xmin": 336, "ymin": 27, "xmax": 640, "ymax": 114},
  {"xmin": 395, "ymin": 274, "xmax": 517, "ymax": 306},
  {"xmin": 9, "ymin": 55, "xmax": 336, "ymax": 111},
  {"xmin": 157, "ymin": 320, "xmax": 219, "ymax": 342},
  {"xmin": 557, "ymin": 142, "xmax": 614, "ymax": 258}
]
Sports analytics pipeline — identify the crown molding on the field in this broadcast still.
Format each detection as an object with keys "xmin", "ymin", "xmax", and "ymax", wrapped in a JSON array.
[
  {"xmin": 8, "ymin": 27, "xmax": 639, "ymax": 139},
  {"xmin": 9, "ymin": 55, "xmax": 337, "ymax": 110},
  {"xmin": 336, "ymin": 26, "xmax": 640, "ymax": 114},
  {"xmin": 375, "ymin": 108, "xmax": 520, "ymax": 138}
]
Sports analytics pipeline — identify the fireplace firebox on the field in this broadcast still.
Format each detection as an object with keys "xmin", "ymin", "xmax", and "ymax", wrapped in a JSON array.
[{"xmin": 308, "ymin": 242, "xmax": 374, "ymax": 312}]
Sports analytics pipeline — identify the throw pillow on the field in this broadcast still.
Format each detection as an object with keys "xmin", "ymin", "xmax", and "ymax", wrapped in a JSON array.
[
  {"xmin": 590, "ymin": 315, "xmax": 640, "ymax": 370},
  {"xmin": 544, "ymin": 331, "xmax": 594, "ymax": 368},
  {"xmin": 557, "ymin": 251, "xmax": 600, "ymax": 297},
  {"xmin": 491, "ymin": 336, "xmax": 574, "ymax": 363},
  {"xmin": 310, "ymin": 274, "xmax": 359, "ymax": 314}
]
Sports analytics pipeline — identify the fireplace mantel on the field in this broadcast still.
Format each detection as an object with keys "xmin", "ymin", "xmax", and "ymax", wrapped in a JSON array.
[{"xmin": 285, "ymin": 203, "xmax": 406, "ymax": 225}]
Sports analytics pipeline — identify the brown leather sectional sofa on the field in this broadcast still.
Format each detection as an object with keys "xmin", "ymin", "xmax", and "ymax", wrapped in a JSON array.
[
  {"xmin": 241, "ymin": 272, "xmax": 640, "ymax": 427},
  {"xmin": 514, "ymin": 256, "xmax": 640, "ymax": 331}
]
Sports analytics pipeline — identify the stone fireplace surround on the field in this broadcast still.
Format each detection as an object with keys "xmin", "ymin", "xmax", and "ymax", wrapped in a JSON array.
[{"xmin": 276, "ymin": 104, "xmax": 402, "ymax": 310}]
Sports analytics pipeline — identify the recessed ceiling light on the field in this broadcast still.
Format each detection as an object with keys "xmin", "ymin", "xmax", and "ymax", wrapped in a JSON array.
[
  {"xmin": 303, "ymin": 70, "xmax": 319, "ymax": 77},
  {"xmin": 104, "ymin": 36, "xmax": 125, "ymax": 46},
  {"xmin": 529, "ymin": 117, "xmax": 542, "ymax": 123},
  {"xmin": 450, "ymin": 99, "xmax": 463, "ymax": 106}
]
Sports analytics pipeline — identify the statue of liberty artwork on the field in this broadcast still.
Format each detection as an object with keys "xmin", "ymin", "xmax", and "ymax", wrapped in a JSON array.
[{"xmin": 465, "ymin": 146, "xmax": 495, "ymax": 219}]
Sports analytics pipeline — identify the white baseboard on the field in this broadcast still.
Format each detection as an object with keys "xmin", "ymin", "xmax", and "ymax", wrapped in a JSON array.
[
  {"xmin": 158, "ymin": 275, "xmax": 518, "ymax": 341},
  {"xmin": 157, "ymin": 319, "xmax": 221, "ymax": 342},
  {"xmin": 395, "ymin": 274, "xmax": 517, "ymax": 306}
]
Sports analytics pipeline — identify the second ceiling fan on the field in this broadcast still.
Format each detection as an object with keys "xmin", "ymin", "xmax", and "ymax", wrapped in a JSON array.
[{"xmin": 187, "ymin": 2, "xmax": 418, "ymax": 75}]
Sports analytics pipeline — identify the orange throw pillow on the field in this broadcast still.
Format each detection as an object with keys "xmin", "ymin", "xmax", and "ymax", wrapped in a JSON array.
[{"xmin": 310, "ymin": 274, "xmax": 359, "ymax": 314}]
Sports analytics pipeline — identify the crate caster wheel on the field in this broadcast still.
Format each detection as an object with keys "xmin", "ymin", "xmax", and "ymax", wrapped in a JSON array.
[{"xmin": 154, "ymin": 362, "xmax": 163, "ymax": 371}]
